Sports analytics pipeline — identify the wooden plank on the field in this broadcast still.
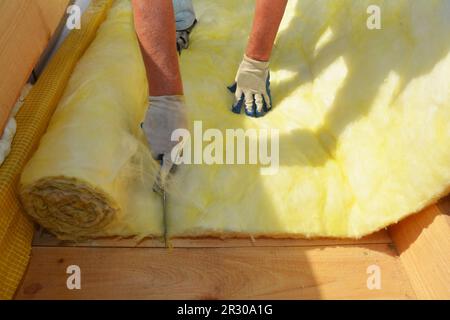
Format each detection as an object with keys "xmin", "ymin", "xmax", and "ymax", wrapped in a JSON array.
[
  {"xmin": 389, "ymin": 203, "xmax": 450, "ymax": 299},
  {"xmin": 0, "ymin": 0, "xmax": 69, "ymax": 132},
  {"xmin": 32, "ymin": 229, "xmax": 391, "ymax": 248},
  {"xmin": 16, "ymin": 244, "xmax": 414, "ymax": 299}
]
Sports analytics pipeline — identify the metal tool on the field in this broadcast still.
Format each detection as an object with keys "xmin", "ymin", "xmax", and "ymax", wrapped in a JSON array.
[
  {"xmin": 153, "ymin": 153, "xmax": 182, "ymax": 246},
  {"xmin": 153, "ymin": 158, "xmax": 169, "ymax": 246},
  {"xmin": 153, "ymin": 142, "xmax": 185, "ymax": 245}
]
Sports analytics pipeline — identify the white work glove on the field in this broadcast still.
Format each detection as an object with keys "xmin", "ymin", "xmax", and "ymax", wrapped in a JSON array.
[
  {"xmin": 228, "ymin": 54, "xmax": 272, "ymax": 117},
  {"xmin": 141, "ymin": 96, "xmax": 187, "ymax": 186}
]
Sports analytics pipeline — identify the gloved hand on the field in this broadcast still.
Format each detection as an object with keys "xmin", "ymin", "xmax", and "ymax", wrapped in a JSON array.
[
  {"xmin": 228, "ymin": 54, "xmax": 272, "ymax": 117},
  {"xmin": 141, "ymin": 95, "xmax": 187, "ymax": 185}
]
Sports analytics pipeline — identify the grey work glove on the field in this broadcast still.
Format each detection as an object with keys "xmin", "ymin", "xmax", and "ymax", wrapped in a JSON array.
[{"xmin": 142, "ymin": 95, "xmax": 188, "ymax": 186}]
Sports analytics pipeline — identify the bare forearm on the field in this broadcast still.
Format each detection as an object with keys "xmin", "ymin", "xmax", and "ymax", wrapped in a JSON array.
[
  {"xmin": 132, "ymin": 0, "xmax": 183, "ymax": 96},
  {"xmin": 246, "ymin": 0, "xmax": 288, "ymax": 62}
]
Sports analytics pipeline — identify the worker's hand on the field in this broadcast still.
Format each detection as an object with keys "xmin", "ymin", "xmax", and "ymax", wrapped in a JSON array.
[
  {"xmin": 228, "ymin": 55, "xmax": 272, "ymax": 117},
  {"xmin": 141, "ymin": 95, "xmax": 187, "ymax": 175}
]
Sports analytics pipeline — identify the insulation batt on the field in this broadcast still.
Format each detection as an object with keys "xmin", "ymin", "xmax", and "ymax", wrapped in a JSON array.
[
  {"xmin": 20, "ymin": 0, "xmax": 163, "ymax": 240},
  {"xmin": 167, "ymin": 0, "xmax": 450, "ymax": 238},
  {"xmin": 20, "ymin": 0, "xmax": 450, "ymax": 240}
]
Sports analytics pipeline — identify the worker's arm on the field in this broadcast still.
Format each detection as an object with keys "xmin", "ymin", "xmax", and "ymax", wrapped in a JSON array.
[
  {"xmin": 132, "ymin": 0, "xmax": 187, "ymax": 175},
  {"xmin": 246, "ymin": 0, "xmax": 288, "ymax": 62},
  {"xmin": 132, "ymin": 0, "xmax": 183, "ymax": 96},
  {"xmin": 229, "ymin": 0, "xmax": 287, "ymax": 117}
]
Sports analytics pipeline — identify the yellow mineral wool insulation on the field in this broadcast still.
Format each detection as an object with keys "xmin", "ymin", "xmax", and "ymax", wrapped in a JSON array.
[
  {"xmin": 20, "ymin": 0, "xmax": 163, "ymax": 240},
  {"xmin": 167, "ymin": 0, "xmax": 450, "ymax": 238},
  {"xmin": 19, "ymin": 0, "xmax": 450, "ymax": 241}
]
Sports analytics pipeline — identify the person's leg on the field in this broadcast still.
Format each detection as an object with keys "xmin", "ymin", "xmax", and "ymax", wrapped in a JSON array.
[
  {"xmin": 173, "ymin": 0, "xmax": 196, "ymax": 31},
  {"xmin": 132, "ymin": 0, "xmax": 183, "ymax": 96}
]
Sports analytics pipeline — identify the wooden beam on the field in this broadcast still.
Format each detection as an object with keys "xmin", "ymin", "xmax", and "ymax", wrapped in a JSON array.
[
  {"xmin": 0, "ymin": 0, "xmax": 70, "ymax": 132},
  {"xmin": 16, "ymin": 244, "xmax": 413, "ymax": 299},
  {"xmin": 32, "ymin": 229, "xmax": 391, "ymax": 248},
  {"xmin": 389, "ymin": 199, "xmax": 450, "ymax": 299}
]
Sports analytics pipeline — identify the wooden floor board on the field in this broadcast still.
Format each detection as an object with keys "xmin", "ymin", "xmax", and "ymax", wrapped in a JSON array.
[{"xmin": 16, "ymin": 244, "xmax": 413, "ymax": 299}]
